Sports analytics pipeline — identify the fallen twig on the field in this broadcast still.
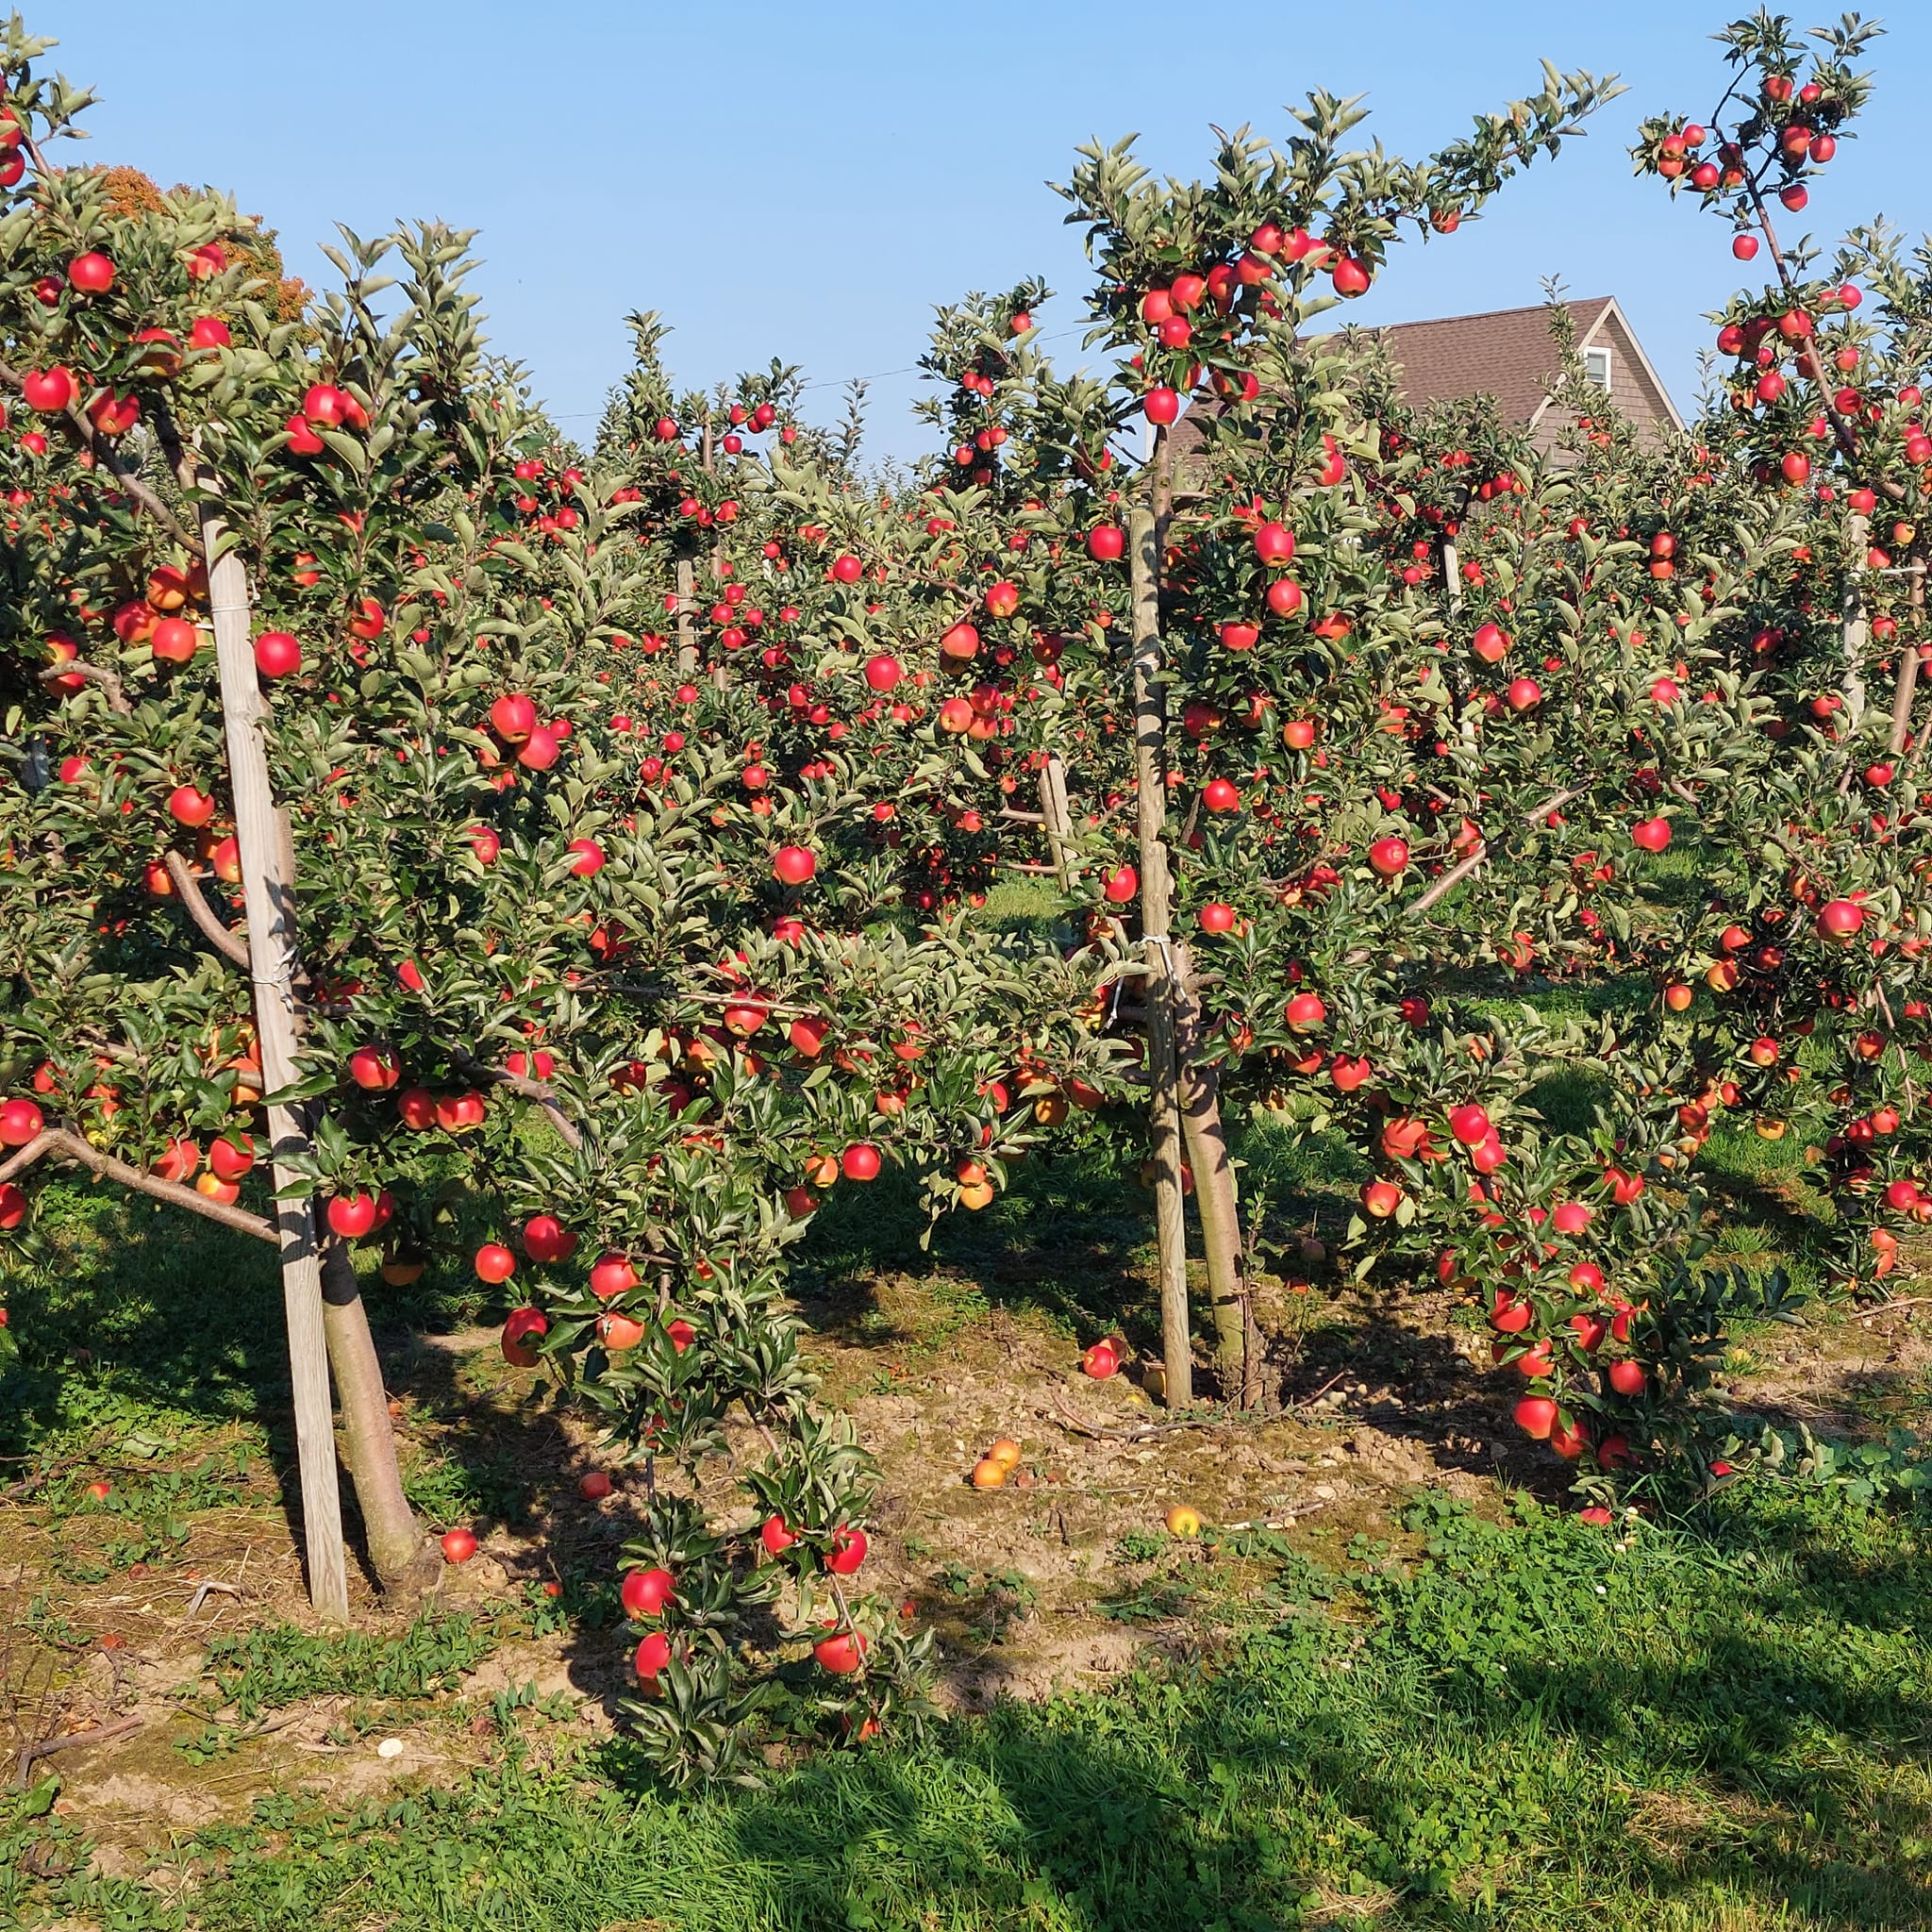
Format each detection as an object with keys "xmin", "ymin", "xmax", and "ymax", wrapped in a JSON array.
[
  {"xmin": 1044, "ymin": 1384, "xmax": 1282, "ymax": 1444},
  {"xmin": 1213, "ymin": 1499, "xmax": 1332, "ymax": 1532},
  {"xmin": 1287, "ymin": 1371, "xmax": 1351, "ymax": 1413},
  {"xmin": 12, "ymin": 1714, "xmax": 142, "ymax": 1788},
  {"xmin": 1849, "ymin": 1297, "xmax": 1932, "ymax": 1322},
  {"xmin": 182, "ymin": 1579, "xmax": 245, "ymax": 1619}
]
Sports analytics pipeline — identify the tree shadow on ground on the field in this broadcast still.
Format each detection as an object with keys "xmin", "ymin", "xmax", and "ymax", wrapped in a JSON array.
[
  {"xmin": 588, "ymin": 1494, "xmax": 1932, "ymax": 1932},
  {"xmin": 794, "ymin": 1142, "xmax": 1163, "ymax": 1357}
]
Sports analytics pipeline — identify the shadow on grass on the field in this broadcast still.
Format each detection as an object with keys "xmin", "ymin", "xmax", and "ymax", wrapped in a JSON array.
[
  {"xmin": 142, "ymin": 1485, "xmax": 1932, "ymax": 1932},
  {"xmin": 795, "ymin": 1129, "xmax": 1162, "ymax": 1357}
]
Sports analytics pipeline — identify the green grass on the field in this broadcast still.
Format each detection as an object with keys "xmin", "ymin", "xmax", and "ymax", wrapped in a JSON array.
[
  {"xmin": 5, "ymin": 1052, "xmax": 1927, "ymax": 1931},
  {"xmin": 10, "ymin": 1484, "xmax": 1929, "ymax": 1930}
]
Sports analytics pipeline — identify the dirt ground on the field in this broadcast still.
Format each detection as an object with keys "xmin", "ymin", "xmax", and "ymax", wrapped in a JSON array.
[{"xmin": 6, "ymin": 1263, "xmax": 1931, "ymax": 1875}]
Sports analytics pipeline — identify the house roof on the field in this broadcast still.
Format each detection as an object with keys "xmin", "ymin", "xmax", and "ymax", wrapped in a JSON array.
[
  {"xmin": 1163, "ymin": 296, "xmax": 1684, "ymax": 469},
  {"xmin": 1320, "ymin": 295, "xmax": 1685, "ymax": 435},
  {"xmin": 1333, "ymin": 297, "xmax": 1612, "ymax": 420}
]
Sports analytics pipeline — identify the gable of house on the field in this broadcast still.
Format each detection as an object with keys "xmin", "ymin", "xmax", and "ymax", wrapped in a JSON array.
[{"xmin": 1161, "ymin": 297, "xmax": 1685, "ymax": 482}]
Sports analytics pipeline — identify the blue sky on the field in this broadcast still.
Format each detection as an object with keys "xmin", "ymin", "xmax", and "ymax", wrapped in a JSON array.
[{"xmin": 47, "ymin": 2, "xmax": 1932, "ymax": 458}]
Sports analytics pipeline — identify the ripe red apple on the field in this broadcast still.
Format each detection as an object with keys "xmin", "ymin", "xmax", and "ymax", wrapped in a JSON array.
[
  {"xmin": 253, "ymin": 630, "xmax": 302, "ymax": 678},
  {"xmin": 441, "ymin": 1527, "xmax": 477, "ymax": 1563},
  {"xmin": 1254, "ymin": 521, "xmax": 1295, "ymax": 564},
  {"xmin": 841, "ymin": 1141, "xmax": 881, "ymax": 1182},
  {"xmin": 1513, "ymin": 1395, "xmax": 1557, "ymax": 1440},
  {"xmin": 863, "ymin": 653, "xmax": 902, "ymax": 691},
  {"xmin": 1143, "ymin": 387, "xmax": 1181, "ymax": 426},
  {"xmin": 760, "ymin": 1515, "xmax": 798, "ymax": 1557},
  {"xmin": 1631, "ymin": 817, "xmax": 1672, "ymax": 852},
  {"xmin": 347, "ymin": 1045, "xmax": 399, "ymax": 1091},
  {"xmin": 1198, "ymin": 901, "xmax": 1237, "ymax": 934},
  {"xmin": 1608, "ymin": 1358, "xmax": 1646, "ymax": 1396},
  {"xmin": 1329, "ymin": 1055, "xmax": 1372, "ymax": 1092},
  {"xmin": 474, "ymin": 1243, "xmax": 516, "ymax": 1284},
  {"xmin": 21, "ymin": 366, "xmax": 75, "ymax": 412},
  {"xmin": 1816, "ymin": 898, "xmax": 1864, "ymax": 939},
  {"xmin": 147, "ymin": 1137, "xmax": 195, "ymax": 1185},
  {"xmin": 523, "ymin": 1214, "xmax": 577, "ymax": 1263},
  {"xmin": 0, "ymin": 1098, "xmax": 45, "ymax": 1147},
  {"xmin": 565, "ymin": 838, "xmax": 606, "ymax": 876},
  {"xmin": 1471, "ymin": 623, "xmax": 1510, "ymax": 663},
  {"xmin": 1447, "ymin": 1103, "xmax": 1491, "ymax": 1146},
  {"xmin": 150, "ymin": 617, "xmax": 200, "ymax": 663},
  {"xmin": 510, "ymin": 719, "xmax": 562, "ymax": 772},
  {"xmin": 590, "ymin": 1252, "xmax": 640, "ymax": 1299},
  {"xmin": 202, "ymin": 1134, "xmax": 253, "ymax": 1183},
  {"xmin": 326, "ymin": 1192, "xmax": 379, "ymax": 1239},
  {"xmin": 502, "ymin": 1306, "xmax": 548, "ymax": 1366},
  {"xmin": 579, "ymin": 1471, "xmax": 612, "ymax": 1501},
  {"xmin": 623, "ymin": 1566, "xmax": 676, "ymax": 1616},
  {"xmin": 813, "ymin": 1631, "xmax": 868, "ymax": 1674},
  {"xmin": 634, "ymin": 1632, "xmax": 673, "ymax": 1681},
  {"xmin": 773, "ymin": 844, "xmax": 817, "ymax": 885},
  {"xmin": 1368, "ymin": 836, "xmax": 1408, "ymax": 878},
  {"xmin": 167, "ymin": 785, "xmax": 215, "ymax": 827},
  {"xmin": 1081, "ymin": 1341, "xmax": 1119, "ymax": 1379},
  {"xmin": 490, "ymin": 692, "xmax": 537, "ymax": 742},
  {"xmin": 827, "ymin": 1527, "xmax": 869, "ymax": 1575},
  {"xmin": 1285, "ymin": 991, "xmax": 1326, "ymax": 1031},
  {"xmin": 1087, "ymin": 525, "xmax": 1125, "ymax": 561}
]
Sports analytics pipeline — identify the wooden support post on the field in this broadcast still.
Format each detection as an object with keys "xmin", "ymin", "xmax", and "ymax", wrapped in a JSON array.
[
  {"xmin": 1039, "ymin": 751, "xmax": 1075, "ymax": 891},
  {"xmin": 199, "ymin": 492, "xmax": 350, "ymax": 1624},
  {"xmin": 1843, "ymin": 510, "xmax": 1871, "ymax": 738},
  {"xmin": 675, "ymin": 556, "xmax": 697, "ymax": 674},
  {"xmin": 1892, "ymin": 535, "xmax": 1924, "ymax": 760},
  {"xmin": 1128, "ymin": 494, "xmax": 1191, "ymax": 1409},
  {"xmin": 1174, "ymin": 943, "xmax": 1258, "ymax": 1401}
]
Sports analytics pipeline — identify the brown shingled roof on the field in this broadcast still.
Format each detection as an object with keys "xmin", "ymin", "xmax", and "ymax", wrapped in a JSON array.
[
  {"xmin": 1328, "ymin": 297, "xmax": 1611, "ymax": 424},
  {"xmin": 1162, "ymin": 296, "xmax": 1683, "ymax": 477}
]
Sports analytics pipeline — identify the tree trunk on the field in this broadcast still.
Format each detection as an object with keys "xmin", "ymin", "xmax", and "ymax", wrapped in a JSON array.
[
  {"xmin": 1127, "ymin": 489, "xmax": 1191, "ymax": 1408},
  {"xmin": 1173, "ymin": 943, "xmax": 1256, "ymax": 1397},
  {"xmin": 319, "ymin": 1244, "xmax": 442, "ymax": 1591},
  {"xmin": 200, "ymin": 491, "xmax": 350, "ymax": 1624}
]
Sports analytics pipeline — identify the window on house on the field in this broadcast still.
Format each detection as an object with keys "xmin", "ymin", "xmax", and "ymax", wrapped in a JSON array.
[{"xmin": 1583, "ymin": 345, "xmax": 1612, "ymax": 391}]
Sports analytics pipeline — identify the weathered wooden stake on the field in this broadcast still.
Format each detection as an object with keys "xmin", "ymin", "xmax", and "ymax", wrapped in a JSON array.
[
  {"xmin": 1174, "ymin": 943, "xmax": 1257, "ymax": 1397},
  {"xmin": 1038, "ymin": 751, "xmax": 1076, "ymax": 891},
  {"xmin": 1127, "ymin": 494, "xmax": 1191, "ymax": 1408},
  {"xmin": 199, "ymin": 492, "xmax": 350, "ymax": 1623}
]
